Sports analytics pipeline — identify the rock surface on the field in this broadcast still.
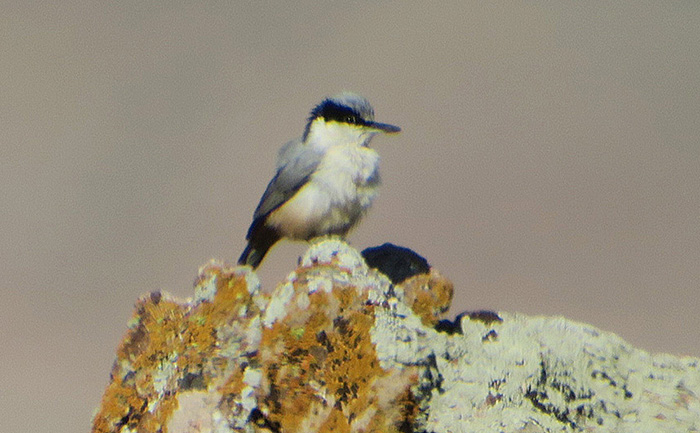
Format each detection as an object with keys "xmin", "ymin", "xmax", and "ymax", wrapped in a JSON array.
[{"xmin": 92, "ymin": 240, "xmax": 700, "ymax": 433}]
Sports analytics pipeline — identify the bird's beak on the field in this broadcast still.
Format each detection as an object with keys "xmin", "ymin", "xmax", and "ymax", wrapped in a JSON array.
[{"xmin": 369, "ymin": 121, "xmax": 401, "ymax": 134}]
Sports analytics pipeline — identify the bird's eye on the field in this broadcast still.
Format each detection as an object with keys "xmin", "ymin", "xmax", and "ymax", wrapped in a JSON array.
[{"xmin": 345, "ymin": 115, "xmax": 357, "ymax": 124}]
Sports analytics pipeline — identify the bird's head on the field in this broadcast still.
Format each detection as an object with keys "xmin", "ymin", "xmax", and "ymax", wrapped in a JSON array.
[{"xmin": 303, "ymin": 92, "xmax": 400, "ymax": 147}]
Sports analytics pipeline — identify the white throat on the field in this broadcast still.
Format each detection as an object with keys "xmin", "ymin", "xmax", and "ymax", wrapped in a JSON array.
[{"xmin": 305, "ymin": 119, "xmax": 376, "ymax": 151}]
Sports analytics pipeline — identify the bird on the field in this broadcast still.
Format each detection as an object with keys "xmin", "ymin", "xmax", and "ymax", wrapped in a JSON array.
[{"xmin": 238, "ymin": 92, "xmax": 401, "ymax": 268}]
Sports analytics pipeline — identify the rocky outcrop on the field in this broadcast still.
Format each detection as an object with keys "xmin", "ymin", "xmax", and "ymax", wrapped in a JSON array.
[{"xmin": 92, "ymin": 240, "xmax": 700, "ymax": 433}]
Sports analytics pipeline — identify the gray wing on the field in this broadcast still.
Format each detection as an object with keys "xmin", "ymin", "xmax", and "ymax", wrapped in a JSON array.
[{"xmin": 246, "ymin": 139, "xmax": 323, "ymax": 238}]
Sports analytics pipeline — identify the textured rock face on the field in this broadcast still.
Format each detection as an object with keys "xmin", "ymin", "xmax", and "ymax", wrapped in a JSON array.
[{"xmin": 92, "ymin": 240, "xmax": 699, "ymax": 433}]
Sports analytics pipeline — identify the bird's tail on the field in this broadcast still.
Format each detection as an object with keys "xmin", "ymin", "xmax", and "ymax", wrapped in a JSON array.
[
  {"xmin": 238, "ymin": 243, "xmax": 269, "ymax": 269},
  {"xmin": 238, "ymin": 224, "xmax": 280, "ymax": 268}
]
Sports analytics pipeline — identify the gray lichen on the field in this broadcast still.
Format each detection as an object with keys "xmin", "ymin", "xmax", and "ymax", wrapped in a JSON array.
[{"xmin": 94, "ymin": 240, "xmax": 700, "ymax": 433}]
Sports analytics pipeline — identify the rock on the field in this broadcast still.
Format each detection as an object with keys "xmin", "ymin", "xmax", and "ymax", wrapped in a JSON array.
[{"xmin": 92, "ymin": 240, "xmax": 700, "ymax": 433}]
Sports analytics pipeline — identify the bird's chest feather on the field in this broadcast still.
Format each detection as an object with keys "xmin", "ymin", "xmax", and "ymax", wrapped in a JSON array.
[{"xmin": 312, "ymin": 144, "xmax": 380, "ymax": 203}]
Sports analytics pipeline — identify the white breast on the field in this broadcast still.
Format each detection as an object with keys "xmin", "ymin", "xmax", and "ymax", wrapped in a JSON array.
[{"xmin": 267, "ymin": 143, "xmax": 380, "ymax": 240}]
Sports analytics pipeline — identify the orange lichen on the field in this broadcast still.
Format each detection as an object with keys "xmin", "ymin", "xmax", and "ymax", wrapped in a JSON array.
[
  {"xmin": 92, "ymin": 266, "xmax": 262, "ymax": 433},
  {"xmin": 218, "ymin": 365, "xmax": 247, "ymax": 401},
  {"xmin": 319, "ymin": 409, "xmax": 353, "ymax": 433},
  {"xmin": 93, "ymin": 249, "xmax": 432, "ymax": 433},
  {"xmin": 401, "ymin": 271, "xmax": 453, "ymax": 327},
  {"xmin": 254, "ymin": 264, "xmax": 415, "ymax": 433},
  {"xmin": 92, "ymin": 377, "xmax": 147, "ymax": 433}
]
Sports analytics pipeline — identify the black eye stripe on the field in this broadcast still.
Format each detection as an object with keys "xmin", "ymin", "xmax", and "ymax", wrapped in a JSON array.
[{"xmin": 310, "ymin": 100, "xmax": 366, "ymax": 126}]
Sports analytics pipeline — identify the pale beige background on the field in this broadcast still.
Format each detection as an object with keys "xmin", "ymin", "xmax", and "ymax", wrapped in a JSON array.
[{"xmin": 1, "ymin": 1, "xmax": 699, "ymax": 431}]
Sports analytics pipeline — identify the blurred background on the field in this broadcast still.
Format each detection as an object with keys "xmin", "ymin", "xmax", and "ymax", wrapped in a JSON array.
[{"xmin": 1, "ymin": 1, "xmax": 699, "ymax": 431}]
